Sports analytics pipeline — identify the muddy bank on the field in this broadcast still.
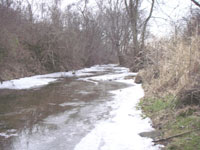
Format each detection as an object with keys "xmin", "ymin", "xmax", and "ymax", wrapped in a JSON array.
[{"xmin": 139, "ymin": 95, "xmax": 200, "ymax": 150}]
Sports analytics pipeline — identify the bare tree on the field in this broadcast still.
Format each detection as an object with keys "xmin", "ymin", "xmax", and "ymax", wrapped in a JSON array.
[
  {"xmin": 191, "ymin": 0, "xmax": 200, "ymax": 8},
  {"xmin": 25, "ymin": 0, "xmax": 33, "ymax": 23},
  {"xmin": 124, "ymin": 0, "xmax": 139, "ymax": 56},
  {"xmin": 140, "ymin": 0, "xmax": 155, "ymax": 50},
  {"xmin": 124, "ymin": 0, "xmax": 155, "ymax": 70},
  {"xmin": 96, "ymin": 0, "xmax": 131, "ymax": 65},
  {"xmin": 0, "ymin": 0, "xmax": 13, "ymax": 7}
]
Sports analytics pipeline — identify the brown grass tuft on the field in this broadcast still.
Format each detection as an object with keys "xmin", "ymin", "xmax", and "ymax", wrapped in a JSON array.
[{"xmin": 140, "ymin": 35, "xmax": 200, "ymax": 105}]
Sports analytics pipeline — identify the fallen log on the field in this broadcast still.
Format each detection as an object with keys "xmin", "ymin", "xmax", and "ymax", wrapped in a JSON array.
[{"xmin": 153, "ymin": 128, "xmax": 200, "ymax": 143}]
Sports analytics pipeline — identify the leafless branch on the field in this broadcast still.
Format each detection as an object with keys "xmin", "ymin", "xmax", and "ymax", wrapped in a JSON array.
[{"xmin": 191, "ymin": 0, "xmax": 200, "ymax": 8}]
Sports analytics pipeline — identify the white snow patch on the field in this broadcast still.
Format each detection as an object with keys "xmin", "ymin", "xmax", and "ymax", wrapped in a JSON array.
[
  {"xmin": 80, "ymin": 72, "xmax": 137, "ymax": 83},
  {"xmin": 78, "ymin": 78, "xmax": 99, "ymax": 85},
  {"xmin": 76, "ymin": 64, "xmax": 118, "ymax": 74},
  {"xmin": 74, "ymin": 80, "xmax": 162, "ymax": 150},
  {"xmin": 88, "ymin": 73, "xmax": 137, "ymax": 81},
  {"xmin": 0, "ymin": 64, "xmax": 123, "ymax": 90},
  {"xmin": 43, "ymin": 109, "xmax": 79, "ymax": 125},
  {"xmin": 59, "ymin": 102, "xmax": 85, "ymax": 107},
  {"xmin": 0, "ymin": 129, "xmax": 18, "ymax": 138},
  {"xmin": 0, "ymin": 68, "xmax": 95, "ymax": 90},
  {"xmin": 78, "ymin": 91, "xmax": 92, "ymax": 95},
  {"xmin": 0, "ymin": 77, "xmax": 57, "ymax": 90}
]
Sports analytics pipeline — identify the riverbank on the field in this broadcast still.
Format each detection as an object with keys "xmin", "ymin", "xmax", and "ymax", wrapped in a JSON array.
[
  {"xmin": 136, "ymin": 30, "xmax": 200, "ymax": 149},
  {"xmin": 138, "ymin": 85, "xmax": 200, "ymax": 150}
]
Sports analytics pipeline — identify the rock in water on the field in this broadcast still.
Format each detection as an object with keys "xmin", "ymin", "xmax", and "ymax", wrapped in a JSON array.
[
  {"xmin": 139, "ymin": 131, "xmax": 161, "ymax": 140},
  {"xmin": 0, "ymin": 77, "xmax": 4, "ymax": 84},
  {"xmin": 135, "ymin": 75, "xmax": 142, "ymax": 84}
]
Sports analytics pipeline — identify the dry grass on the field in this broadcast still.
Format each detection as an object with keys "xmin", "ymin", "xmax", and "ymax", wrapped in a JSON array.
[{"xmin": 140, "ymin": 35, "xmax": 200, "ymax": 105}]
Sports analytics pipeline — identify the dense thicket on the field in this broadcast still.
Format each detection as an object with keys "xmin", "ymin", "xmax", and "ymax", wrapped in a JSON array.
[
  {"xmin": 0, "ymin": 0, "xmax": 116, "ymax": 80},
  {"xmin": 0, "ymin": 0, "xmax": 156, "ymax": 80}
]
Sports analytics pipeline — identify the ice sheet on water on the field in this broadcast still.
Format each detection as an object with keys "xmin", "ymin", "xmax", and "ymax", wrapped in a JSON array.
[
  {"xmin": 0, "ymin": 129, "xmax": 18, "ymax": 138},
  {"xmin": 78, "ymin": 91, "xmax": 93, "ymax": 95},
  {"xmin": 59, "ymin": 102, "xmax": 85, "ymax": 107},
  {"xmin": 0, "ymin": 64, "xmax": 121, "ymax": 90},
  {"xmin": 6, "ymin": 64, "xmax": 162, "ymax": 150},
  {"xmin": 74, "ymin": 80, "xmax": 162, "ymax": 150},
  {"xmin": 0, "ymin": 66, "xmax": 101, "ymax": 90},
  {"xmin": 80, "ymin": 72, "xmax": 137, "ymax": 83},
  {"xmin": 78, "ymin": 78, "xmax": 99, "ymax": 85},
  {"xmin": 78, "ymin": 65, "xmax": 136, "ymax": 85},
  {"xmin": 0, "ymin": 77, "xmax": 57, "ymax": 90},
  {"xmin": 43, "ymin": 109, "xmax": 79, "ymax": 125}
]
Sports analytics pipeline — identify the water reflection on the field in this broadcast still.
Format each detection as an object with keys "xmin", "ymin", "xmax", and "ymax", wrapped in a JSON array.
[{"xmin": 0, "ymin": 70, "xmax": 129, "ymax": 150}]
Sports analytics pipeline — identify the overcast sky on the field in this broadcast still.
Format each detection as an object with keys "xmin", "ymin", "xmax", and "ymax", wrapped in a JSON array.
[
  {"xmin": 55, "ymin": 0, "xmax": 197, "ymax": 37},
  {"xmin": 150, "ymin": 0, "xmax": 193, "ymax": 37},
  {"xmin": 62, "ymin": 0, "xmax": 195, "ymax": 37}
]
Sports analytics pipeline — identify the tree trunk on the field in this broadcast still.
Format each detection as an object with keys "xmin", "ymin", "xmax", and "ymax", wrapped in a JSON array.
[
  {"xmin": 140, "ymin": 0, "xmax": 155, "ymax": 50},
  {"xmin": 125, "ymin": 0, "xmax": 139, "ymax": 57}
]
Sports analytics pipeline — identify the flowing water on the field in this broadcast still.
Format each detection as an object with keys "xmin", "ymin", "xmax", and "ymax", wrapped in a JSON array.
[{"xmin": 0, "ymin": 65, "xmax": 161, "ymax": 150}]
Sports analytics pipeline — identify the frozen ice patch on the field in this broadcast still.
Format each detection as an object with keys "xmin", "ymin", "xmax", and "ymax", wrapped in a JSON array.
[
  {"xmin": 82, "ymin": 72, "xmax": 137, "ymax": 82},
  {"xmin": 0, "ymin": 129, "xmax": 18, "ymax": 138},
  {"xmin": 74, "ymin": 81, "xmax": 162, "ymax": 150},
  {"xmin": 59, "ymin": 102, "xmax": 85, "ymax": 107},
  {"xmin": 78, "ymin": 78, "xmax": 99, "ymax": 85},
  {"xmin": 78, "ymin": 91, "xmax": 92, "ymax": 95},
  {"xmin": 0, "ymin": 64, "xmax": 122, "ymax": 90},
  {"xmin": 0, "ymin": 77, "xmax": 57, "ymax": 90},
  {"xmin": 44, "ymin": 109, "xmax": 79, "ymax": 125},
  {"xmin": 0, "ymin": 69, "xmax": 94, "ymax": 90}
]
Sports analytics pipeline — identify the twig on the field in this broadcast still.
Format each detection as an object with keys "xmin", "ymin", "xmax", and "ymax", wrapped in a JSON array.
[
  {"xmin": 153, "ymin": 128, "xmax": 200, "ymax": 143},
  {"xmin": 191, "ymin": 0, "xmax": 200, "ymax": 8}
]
